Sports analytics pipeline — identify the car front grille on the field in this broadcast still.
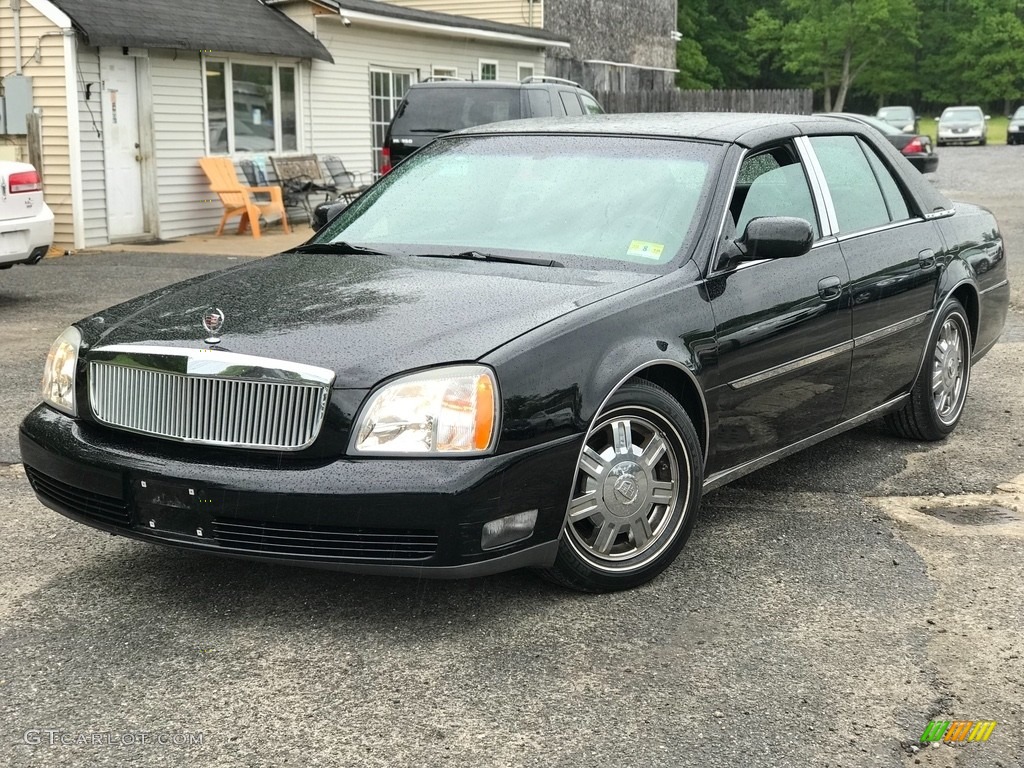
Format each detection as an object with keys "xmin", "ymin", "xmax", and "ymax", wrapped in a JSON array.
[
  {"xmin": 25, "ymin": 465, "xmax": 131, "ymax": 527},
  {"xmin": 212, "ymin": 518, "xmax": 439, "ymax": 561},
  {"xmin": 89, "ymin": 361, "xmax": 330, "ymax": 451}
]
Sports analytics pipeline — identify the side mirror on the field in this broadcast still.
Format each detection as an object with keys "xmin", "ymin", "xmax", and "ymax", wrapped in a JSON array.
[
  {"xmin": 730, "ymin": 216, "xmax": 814, "ymax": 262},
  {"xmin": 985, "ymin": 114, "xmax": 991, "ymax": 120},
  {"xmin": 313, "ymin": 200, "xmax": 349, "ymax": 231}
]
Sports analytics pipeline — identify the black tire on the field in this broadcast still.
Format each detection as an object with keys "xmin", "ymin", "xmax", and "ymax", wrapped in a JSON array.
[
  {"xmin": 542, "ymin": 378, "xmax": 703, "ymax": 592},
  {"xmin": 980, "ymin": 136, "xmax": 987, "ymax": 146},
  {"xmin": 884, "ymin": 299, "xmax": 972, "ymax": 441}
]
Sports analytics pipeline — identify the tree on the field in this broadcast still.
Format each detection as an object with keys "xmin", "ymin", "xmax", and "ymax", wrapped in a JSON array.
[{"xmin": 748, "ymin": 0, "xmax": 920, "ymax": 111}]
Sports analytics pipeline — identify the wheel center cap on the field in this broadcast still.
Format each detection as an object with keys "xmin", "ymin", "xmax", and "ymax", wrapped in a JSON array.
[{"xmin": 604, "ymin": 461, "xmax": 649, "ymax": 518}]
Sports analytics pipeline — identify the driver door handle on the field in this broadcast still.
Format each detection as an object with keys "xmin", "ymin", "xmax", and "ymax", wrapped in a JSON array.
[{"xmin": 817, "ymin": 275, "xmax": 842, "ymax": 301}]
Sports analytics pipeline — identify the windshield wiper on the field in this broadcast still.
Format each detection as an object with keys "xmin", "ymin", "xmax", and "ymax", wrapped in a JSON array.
[
  {"xmin": 414, "ymin": 250, "xmax": 563, "ymax": 268},
  {"xmin": 291, "ymin": 241, "xmax": 389, "ymax": 256},
  {"xmin": 409, "ymin": 128, "xmax": 454, "ymax": 133}
]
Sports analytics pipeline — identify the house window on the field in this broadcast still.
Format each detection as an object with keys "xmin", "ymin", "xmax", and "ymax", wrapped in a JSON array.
[
  {"xmin": 432, "ymin": 66, "xmax": 458, "ymax": 80},
  {"xmin": 204, "ymin": 58, "xmax": 298, "ymax": 154},
  {"xmin": 517, "ymin": 63, "xmax": 535, "ymax": 82},
  {"xmin": 479, "ymin": 59, "xmax": 498, "ymax": 81},
  {"xmin": 370, "ymin": 68, "xmax": 413, "ymax": 176}
]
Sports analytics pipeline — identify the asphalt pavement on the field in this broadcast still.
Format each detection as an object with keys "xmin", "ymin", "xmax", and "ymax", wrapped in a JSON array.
[{"xmin": 0, "ymin": 147, "xmax": 1021, "ymax": 767}]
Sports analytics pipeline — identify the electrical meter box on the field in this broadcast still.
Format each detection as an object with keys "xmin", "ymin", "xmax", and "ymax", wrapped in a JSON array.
[{"xmin": 1, "ymin": 75, "xmax": 34, "ymax": 135}]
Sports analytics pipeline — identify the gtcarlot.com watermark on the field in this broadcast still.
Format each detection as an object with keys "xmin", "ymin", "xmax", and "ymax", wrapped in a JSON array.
[{"xmin": 23, "ymin": 730, "xmax": 204, "ymax": 747}]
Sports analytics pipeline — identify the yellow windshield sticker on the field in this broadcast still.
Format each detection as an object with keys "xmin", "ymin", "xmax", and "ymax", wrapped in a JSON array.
[{"xmin": 627, "ymin": 240, "xmax": 665, "ymax": 260}]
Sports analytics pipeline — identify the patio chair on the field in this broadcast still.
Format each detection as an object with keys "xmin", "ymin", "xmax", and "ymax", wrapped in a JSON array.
[
  {"xmin": 269, "ymin": 155, "xmax": 336, "ymax": 225},
  {"xmin": 199, "ymin": 156, "xmax": 290, "ymax": 238},
  {"xmin": 322, "ymin": 155, "xmax": 373, "ymax": 203}
]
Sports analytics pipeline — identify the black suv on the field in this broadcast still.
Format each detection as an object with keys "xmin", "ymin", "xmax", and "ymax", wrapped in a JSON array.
[{"xmin": 381, "ymin": 77, "xmax": 603, "ymax": 172}]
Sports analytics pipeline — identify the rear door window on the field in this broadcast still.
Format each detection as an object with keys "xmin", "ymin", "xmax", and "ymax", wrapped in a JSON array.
[
  {"xmin": 559, "ymin": 91, "xmax": 584, "ymax": 116},
  {"xmin": 527, "ymin": 89, "xmax": 552, "ymax": 117},
  {"xmin": 810, "ymin": 135, "xmax": 891, "ymax": 234}
]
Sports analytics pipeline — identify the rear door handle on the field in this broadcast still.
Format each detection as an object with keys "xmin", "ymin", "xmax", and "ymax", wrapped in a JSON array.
[
  {"xmin": 919, "ymin": 249, "xmax": 936, "ymax": 269},
  {"xmin": 817, "ymin": 275, "xmax": 842, "ymax": 301}
]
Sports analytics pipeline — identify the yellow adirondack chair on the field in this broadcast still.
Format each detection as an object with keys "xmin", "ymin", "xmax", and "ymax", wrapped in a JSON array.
[{"xmin": 199, "ymin": 156, "xmax": 290, "ymax": 238}]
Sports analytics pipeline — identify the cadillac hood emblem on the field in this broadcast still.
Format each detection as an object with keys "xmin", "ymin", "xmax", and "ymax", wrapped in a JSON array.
[{"xmin": 201, "ymin": 307, "xmax": 225, "ymax": 343}]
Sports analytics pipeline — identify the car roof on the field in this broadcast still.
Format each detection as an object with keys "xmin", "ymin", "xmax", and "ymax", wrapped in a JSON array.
[
  {"xmin": 453, "ymin": 111, "xmax": 954, "ymax": 214},
  {"xmin": 408, "ymin": 81, "xmax": 584, "ymax": 91},
  {"xmin": 458, "ymin": 111, "xmax": 892, "ymax": 148}
]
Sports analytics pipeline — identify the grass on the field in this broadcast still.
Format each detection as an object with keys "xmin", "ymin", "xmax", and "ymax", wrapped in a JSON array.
[{"xmin": 918, "ymin": 116, "xmax": 1008, "ymax": 144}]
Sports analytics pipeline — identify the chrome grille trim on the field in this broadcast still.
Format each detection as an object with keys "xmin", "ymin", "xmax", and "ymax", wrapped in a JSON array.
[{"xmin": 88, "ymin": 347, "xmax": 334, "ymax": 451}]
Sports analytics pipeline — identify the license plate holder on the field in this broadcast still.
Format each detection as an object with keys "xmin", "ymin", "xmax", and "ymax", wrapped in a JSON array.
[{"xmin": 134, "ymin": 479, "xmax": 221, "ymax": 537}]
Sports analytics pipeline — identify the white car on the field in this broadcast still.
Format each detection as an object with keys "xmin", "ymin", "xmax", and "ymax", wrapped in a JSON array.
[
  {"xmin": 0, "ymin": 161, "xmax": 53, "ymax": 269},
  {"xmin": 936, "ymin": 106, "xmax": 989, "ymax": 147}
]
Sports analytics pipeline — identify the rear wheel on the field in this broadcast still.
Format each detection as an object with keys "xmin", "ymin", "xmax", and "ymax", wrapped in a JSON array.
[
  {"xmin": 543, "ymin": 378, "xmax": 703, "ymax": 592},
  {"xmin": 884, "ymin": 299, "xmax": 972, "ymax": 441}
]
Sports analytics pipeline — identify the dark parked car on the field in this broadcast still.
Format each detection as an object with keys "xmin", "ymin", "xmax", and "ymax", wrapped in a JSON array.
[
  {"xmin": 824, "ymin": 113, "xmax": 938, "ymax": 173},
  {"xmin": 1007, "ymin": 106, "xmax": 1024, "ymax": 144},
  {"xmin": 21, "ymin": 114, "xmax": 1009, "ymax": 592},
  {"xmin": 875, "ymin": 105, "xmax": 919, "ymax": 133},
  {"xmin": 381, "ymin": 76, "xmax": 603, "ymax": 173}
]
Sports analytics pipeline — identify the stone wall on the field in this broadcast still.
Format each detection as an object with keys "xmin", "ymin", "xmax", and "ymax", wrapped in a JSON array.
[{"xmin": 544, "ymin": 0, "xmax": 677, "ymax": 79}]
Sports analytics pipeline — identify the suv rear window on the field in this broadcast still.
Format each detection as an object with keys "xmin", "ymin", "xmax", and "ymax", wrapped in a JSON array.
[{"xmin": 390, "ymin": 88, "xmax": 522, "ymax": 134}]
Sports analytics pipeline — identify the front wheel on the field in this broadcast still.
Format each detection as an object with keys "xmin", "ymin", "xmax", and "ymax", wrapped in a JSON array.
[
  {"xmin": 542, "ymin": 378, "xmax": 703, "ymax": 592},
  {"xmin": 884, "ymin": 299, "xmax": 972, "ymax": 441}
]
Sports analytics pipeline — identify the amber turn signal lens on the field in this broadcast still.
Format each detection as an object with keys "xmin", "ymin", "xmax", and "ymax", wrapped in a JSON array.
[{"xmin": 474, "ymin": 374, "xmax": 495, "ymax": 450}]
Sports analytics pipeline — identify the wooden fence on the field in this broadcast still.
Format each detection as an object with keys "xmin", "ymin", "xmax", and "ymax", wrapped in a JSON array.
[{"xmin": 593, "ymin": 89, "xmax": 814, "ymax": 115}]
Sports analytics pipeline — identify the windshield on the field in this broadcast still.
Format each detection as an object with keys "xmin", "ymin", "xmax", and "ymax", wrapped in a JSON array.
[
  {"xmin": 390, "ymin": 88, "xmax": 522, "ymax": 134},
  {"xmin": 877, "ymin": 107, "xmax": 913, "ymax": 121},
  {"xmin": 315, "ymin": 134, "xmax": 721, "ymax": 269},
  {"xmin": 941, "ymin": 108, "xmax": 983, "ymax": 122},
  {"xmin": 1013, "ymin": 107, "xmax": 1024, "ymax": 120}
]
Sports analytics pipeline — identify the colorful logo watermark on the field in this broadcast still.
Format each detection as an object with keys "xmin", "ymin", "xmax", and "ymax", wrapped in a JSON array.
[{"xmin": 920, "ymin": 720, "xmax": 997, "ymax": 743}]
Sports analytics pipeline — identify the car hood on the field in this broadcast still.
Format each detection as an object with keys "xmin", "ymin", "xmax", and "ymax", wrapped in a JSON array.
[{"xmin": 83, "ymin": 252, "xmax": 657, "ymax": 388}]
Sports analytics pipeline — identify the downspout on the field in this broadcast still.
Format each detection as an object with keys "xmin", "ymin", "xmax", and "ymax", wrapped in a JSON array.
[{"xmin": 12, "ymin": 0, "xmax": 23, "ymax": 74}]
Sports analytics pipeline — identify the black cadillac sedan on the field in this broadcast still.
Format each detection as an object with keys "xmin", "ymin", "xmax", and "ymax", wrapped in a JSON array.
[{"xmin": 21, "ymin": 114, "xmax": 1009, "ymax": 592}]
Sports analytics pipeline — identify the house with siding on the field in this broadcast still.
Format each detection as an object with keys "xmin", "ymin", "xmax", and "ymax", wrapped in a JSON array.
[
  {"xmin": 386, "ymin": 0, "xmax": 680, "ymax": 91},
  {"xmin": 0, "ymin": 0, "xmax": 567, "ymax": 250}
]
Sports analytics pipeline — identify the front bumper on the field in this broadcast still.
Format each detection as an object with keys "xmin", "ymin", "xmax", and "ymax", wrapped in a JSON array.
[
  {"xmin": 0, "ymin": 203, "xmax": 53, "ymax": 267},
  {"xmin": 20, "ymin": 405, "xmax": 582, "ymax": 577},
  {"xmin": 937, "ymin": 129, "xmax": 984, "ymax": 145}
]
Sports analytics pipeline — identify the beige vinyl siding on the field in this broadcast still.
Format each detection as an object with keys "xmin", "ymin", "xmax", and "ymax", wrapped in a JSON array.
[
  {"xmin": 149, "ymin": 51, "xmax": 222, "ymax": 238},
  {"xmin": 0, "ymin": 3, "xmax": 73, "ymax": 248},
  {"xmin": 307, "ymin": 16, "xmax": 546, "ymax": 178},
  {"xmin": 76, "ymin": 48, "xmax": 107, "ymax": 246},
  {"xmin": 383, "ymin": 0, "xmax": 543, "ymax": 28}
]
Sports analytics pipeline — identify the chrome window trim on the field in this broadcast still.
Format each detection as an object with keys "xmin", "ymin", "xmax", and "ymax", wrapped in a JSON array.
[
  {"xmin": 727, "ymin": 340, "xmax": 853, "ymax": 390},
  {"xmin": 853, "ymin": 311, "xmax": 930, "ymax": 348},
  {"xmin": 708, "ymin": 146, "xmax": 746, "ymax": 274},
  {"xmin": 794, "ymin": 135, "xmax": 838, "ymax": 236},
  {"xmin": 88, "ymin": 345, "xmax": 337, "ymax": 387},
  {"xmin": 835, "ymin": 216, "xmax": 926, "ymax": 243}
]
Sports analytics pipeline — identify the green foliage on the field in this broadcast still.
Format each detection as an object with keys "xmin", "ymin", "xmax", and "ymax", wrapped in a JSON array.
[{"xmin": 675, "ymin": 0, "xmax": 1024, "ymax": 111}]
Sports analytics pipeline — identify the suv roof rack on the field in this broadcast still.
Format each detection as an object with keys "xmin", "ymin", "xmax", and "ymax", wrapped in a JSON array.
[
  {"xmin": 421, "ymin": 76, "xmax": 465, "ymax": 83},
  {"xmin": 520, "ymin": 75, "xmax": 581, "ymax": 87}
]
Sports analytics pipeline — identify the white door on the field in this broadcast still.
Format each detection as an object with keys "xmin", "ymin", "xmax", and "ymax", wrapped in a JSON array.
[{"xmin": 100, "ymin": 50, "xmax": 146, "ymax": 239}]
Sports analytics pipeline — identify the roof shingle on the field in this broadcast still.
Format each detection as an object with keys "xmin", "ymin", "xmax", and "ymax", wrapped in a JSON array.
[{"xmin": 52, "ymin": 0, "xmax": 333, "ymax": 61}]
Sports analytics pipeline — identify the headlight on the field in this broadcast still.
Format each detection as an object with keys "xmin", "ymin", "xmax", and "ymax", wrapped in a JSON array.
[
  {"xmin": 41, "ymin": 326, "xmax": 81, "ymax": 416},
  {"xmin": 902, "ymin": 123, "xmax": 914, "ymax": 132},
  {"xmin": 352, "ymin": 365, "xmax": 499, "ymax": 455}
]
